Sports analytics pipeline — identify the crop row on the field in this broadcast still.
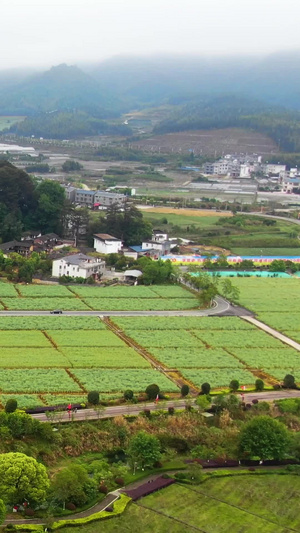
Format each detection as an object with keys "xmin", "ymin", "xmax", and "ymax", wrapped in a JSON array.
[
  {"xmin": 126, "ymin": 328, "xmax": 284, "ymax": 349},
  {"xmin": 0, "ymin": 316, "xmax": 105, "ymax": 330},
  {"xmin": 70, "ymin": 369, "xmax": 179, "ymax": 392},
  {"xmin": 149, "ymin": 347, "xmax": 243, "ymax": 368},
  {"xmin": 228, "ymin": 347, "xmax": 300, "ymax": 368},
  {"xmin": 0, "ymin": 369, "xmax": 82, "ymax": 392},
  {"xmin": 112, "ymin": 316, "xmax": 254, "ymax": 331},
  {"xmin": 68, "ymin": 285, "xmax": 195, "ymax": 299},
  {"xmin": 1, "ymin": 298, "xmax": 90, "ymax": 310},
  {"xmin": 0, "ymin": 331, "xmax": 50, "ymax": 347},
  {"xmin": 60, "ymin": 347, "xmax": 150, "ymax": 368},
  {"xmin": 179, "ymin": 368, "xmax": 256, "ymax": 388}
]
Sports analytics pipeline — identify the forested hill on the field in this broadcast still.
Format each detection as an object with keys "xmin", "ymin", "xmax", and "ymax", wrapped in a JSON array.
[
  {"xmin": 153, "ymin": 95, "xmax": 300, "ymax": 153},
  {"xmin": 0, "ymin": 64, "xmax": 120, "ymax": 116}
]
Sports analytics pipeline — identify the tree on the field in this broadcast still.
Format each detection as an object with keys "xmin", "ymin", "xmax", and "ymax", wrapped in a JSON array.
[
  {"xmin": 5, "ymin": 399, "xmax": 17, "ymax": 413},
  {"xmin": 221, "ymin": 279, "xmax": 240, "ymax": 302},
  {"xmin": 87, "ymin": 391, "xmax": 99, "ymax": 405},
  {"xmin": 62, "ymin": 160, "xmax": 83, "ymax": 172},
  {"xmin": 0, "ymin": 452, "xmax": 49, "ymax": 504},
  {"xmin": 0, "ymin": 499, "xmax": 5, "ymax": 525},
  {"xmin": 34, "ymin": 180, "xmax": 66, "ymax": 234},
  {"xmin": 201, "ymin": 382, "xmax": 211, "ymax": 395},
  {"xmin": 196, "ymin": 395, "xmax": 211, "ymax": 411},
  {"xmin": 283, "ymin": 374, "xmax": 296, "ymax": 389},
  {"xmin": 145, "ymin": 384, "xmax": 160, "ymax": 400},
  {"xmin": 128, "ymin": 431, "xmax": 161, "ymax": 469},
  {"xmin": 229, "ymin": 379, "xmax": 239, "ymax": 392},
  {"xmin": 124, "ymin": 390, "xmax": 134, "ymax": 401},
  {"xmin": 181, "ymin": 384, "xmax": 189, "ymax": 397},
  {"xmin": 269, "ymin": 260, "xmax": 286, "ymax": 272},
  {"xmin": 239, "ymin": 416, "xmax": 290, "ymax": 460},
  {"xmin": 255, "ymin": 379, "xmax": 264, "ymax": 392},
  {"xmin": 51, "ymin": 464, "xmax": 94, "ymax": 508}
]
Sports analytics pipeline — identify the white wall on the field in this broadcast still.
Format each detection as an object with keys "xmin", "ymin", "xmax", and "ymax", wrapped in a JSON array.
[{"xmin": 94, "ymin": 238, "xmax": 122, "ymax": 254}]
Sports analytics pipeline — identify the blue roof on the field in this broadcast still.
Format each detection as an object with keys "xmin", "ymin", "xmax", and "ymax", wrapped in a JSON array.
[{"xmin": 130, "ymin": 246, "xmax": 155, "ymax": 253}]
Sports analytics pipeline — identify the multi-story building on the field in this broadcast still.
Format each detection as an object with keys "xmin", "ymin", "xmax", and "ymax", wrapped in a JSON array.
[{"xmin": 52, "ymin": 253, "xmax": 105, "ymax": 280}]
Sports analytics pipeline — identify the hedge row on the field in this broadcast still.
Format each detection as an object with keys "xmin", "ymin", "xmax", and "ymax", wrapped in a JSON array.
[{"xmin": 12, "ymin": 494, "xmax": 131, "ymax": 532}]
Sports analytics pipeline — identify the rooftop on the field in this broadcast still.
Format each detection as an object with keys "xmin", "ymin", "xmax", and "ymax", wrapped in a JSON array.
[
  {"xmin": 58, "ymin": 253, "xmax": 102, "ymax": 267},
  {"xmin": 94, "ymin": 233, "xmax": 121, "ymax": 241}
]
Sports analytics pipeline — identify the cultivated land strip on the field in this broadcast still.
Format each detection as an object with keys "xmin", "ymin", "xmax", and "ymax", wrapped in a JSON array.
[
  {"xmin": 137, "ymin": 502, "xmax": 206, "ymax": 532},
  {"xmin": 241, "ymin": 316, "xmax": 300, "ymax": 352},
  {"xmin": 104, "ymin": 317, "xmax": 198, "ymax": 393}
]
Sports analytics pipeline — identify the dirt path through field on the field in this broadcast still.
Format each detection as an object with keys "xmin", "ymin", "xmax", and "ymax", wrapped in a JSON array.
[{"xmin": 140, "ymin": 207, "xmax": 232, "ymax": 217}]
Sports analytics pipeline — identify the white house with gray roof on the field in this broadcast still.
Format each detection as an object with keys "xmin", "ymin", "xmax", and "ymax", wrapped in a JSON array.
[{"xmin": 52, "ymin": 253, "xmax": 105, "ymax": 280}]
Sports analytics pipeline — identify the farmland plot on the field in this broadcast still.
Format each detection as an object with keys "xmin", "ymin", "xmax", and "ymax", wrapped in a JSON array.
[
  {"xmin": 61, "ymin": 347, "xmax": 150, "ymax": 368},
  {"xmin": 84, "ymin": 298, "xmax": 197, "ymax": 311},
  {"xmin": 0, "ymin": 283, "xmax": 18, "ymax": 297},
  {"xmin": 228, "ymin": 347, "xmax": 300, "ymax": 368},
  {"xmin": 72, "ymin": 369, "xmax": 179, "ymax": 393},
  {"xmin": 193, "ymin": 330, "xmax": 283, "ymax": 348},
  {"xmin": 180, "ymin": 368, "xmax": 256, "ymax": 388},
  {"xmin": 48, "ymin": 330, "xmax": 126, "ymax": 347},
  {"xmin": 0, "ymin": 394, "xmax": 42, "ymax": 409},
  {"xmin": 150, "ymin": 347, "xmax": 244, "ymax": 368},
  {"xmin": 0, "ymin": 369, "xmax": 82, "ymax": 393},
  {"xmin": 69, "ymin": 286, "xmax": 161, "ymax": 298},
  {"xmin": 0, "ymin": 316, "xmax": 105, "ymax": 330},
  {"xmin": 0, "ymin": 348, "xmax": 69, "ymax": 367},
  {"xmin": 2, "ymin": 298, "xmax": 90, "ymax": 310},
  {"xmin": 17, "ymin": 285, "xmax": 75, "ymax": 297},
  {"xmin": 126, "ymin": 329, "xmax": 203, "ymax": 348},
  {"xmin": 113, "ymin": 316, "xmax": 254, "ymax": 331},
  {"xmin": 0, "ymin": 331, "xmax": 51, "ymax": 347}
]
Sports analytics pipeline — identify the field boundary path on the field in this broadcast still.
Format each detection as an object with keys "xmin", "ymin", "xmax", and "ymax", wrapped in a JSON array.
[
  {"xmin": 31, "ymin": 391, "xmax": 300, "ymax": 423},
  {"xmin": 242, "ymin": 316, "xmax": 300, "ymax": 352}
]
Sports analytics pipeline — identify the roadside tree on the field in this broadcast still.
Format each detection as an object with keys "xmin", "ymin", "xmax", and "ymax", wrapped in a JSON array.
[
  {"xmin": 128, "ymin": 431, "xmax": 161, "ymax": 469},
  {"xmin": 239, "ymin": 416, "xmax": 290, "ymax": 460},
  {"xmin": 0, "ymin": 453, "xmax": 49, "ymax": 504}
]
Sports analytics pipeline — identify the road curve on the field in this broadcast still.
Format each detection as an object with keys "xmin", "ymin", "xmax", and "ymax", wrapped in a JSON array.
[{"xmin": 32, "ymin": 391, "xmax": 300, "ymax": 423}]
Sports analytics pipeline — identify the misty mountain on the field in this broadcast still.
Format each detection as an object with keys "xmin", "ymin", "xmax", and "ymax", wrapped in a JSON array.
[{"xmin": 0, "ymin": 64, "xmax": 119, "ymax": 117}]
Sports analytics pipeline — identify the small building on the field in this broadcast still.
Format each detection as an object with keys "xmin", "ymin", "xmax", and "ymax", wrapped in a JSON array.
[
  {"xmin": 123, "ymin": 245, "xmax": 157, "ymax": 260},
  {"xmin": 75, "ymin": 189, "xmax": 95, "ymax": 206},
  {"xmin": 142, "ymin": 240, "xmax": 171, "ymax": 256},
  {"xmin": 93, "ymin": 191, "xmax": 126, "ymax": 209},
  {"xmin": 52, "ymin": 253, "xmax": 105, "ymax": 280},
  {"xmin": 152, "ymin": 229, "xmax": 169, "ymax": 242},
  {"xmin": 93, "ymin": 234, "xmax": 123, "ymax": 255},
  {"xmin": 0, "ymin": 240, "xmax": 34, "ymax": 256},
  {"xmin": 124, "ymin": 269, "xmax": 143, "ymax": 283}
]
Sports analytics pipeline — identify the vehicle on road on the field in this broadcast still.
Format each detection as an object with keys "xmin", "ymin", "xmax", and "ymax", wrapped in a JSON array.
[{"xmin": 50, "ymin": 310, "xmax": 63, "ymax": 314}]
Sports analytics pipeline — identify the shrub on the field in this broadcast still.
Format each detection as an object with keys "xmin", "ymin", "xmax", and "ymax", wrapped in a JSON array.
[
  {"xmin": 175, "ymin": 472, "xmax": 187, "ymax": 480},
  {"xmin": 99, "ymin": 484, "xmax": 108, "ymax": 494},
  {"xmin": 274, "ymin": 384, "xmax": 281, "ymax": 390},
  {"xmin": 252, "ymin": 399, "xmax": 259, "ymax": 405},
  {"xmin": 181, "ymin": 384, "xmax": 189, "ymax": 397},
  {"xmin": 5, "ymin": 525, "xmax": 16, "ymax": 531},
  {"xmin": 124, "ymin": 390, "xmax": 134, "ymax": 401},
  {"xmin": 229, "ymin": 379, "xmax": 239, "ymax": 392},
  {"xmin": 248, "ymin": 467, "xmax": 256, "ymax": 472},
  {"xmin": 145, "ymin": 384, "xmax": 160, "ymax": 400},
  {"xmin": 115, "ymin": 477, "xmax": 124, "ymax": 486},
  {"xmin": 87, "ymin": 391, "xmax": 99, "ymax": 405},
  {"xmin": 143, "ymin": 409, "xmax": 151, "ymax": 418},
  {"xmin": 255, "ymin": 379, "xmax": 264, "ymax": 392},
  {"xmin": 283, "ymin": 374, "xmax": 296, "ymax": 389},
  {"xmin": 185, "ymin": 404, "xmax": 192, "ymax": 412},
  {"xmin": 65, "ymin": 503, "xmax": 76, "ymax": 511},
  {"xmin": 5, "ymin": 399, "xmax": 17, "ymax": 413},
  {"xmin": 105, "ymin": 506, "xmax": 114, "ymax": 512},
  {"xmin": 24, "ymin": 508, "xmax": 35, "ymax": 517},
  {"xmin": 201, "ymin": 382, "xmax": 211, "ymax": 395},
  {"xmin": 168, "ymin": 406, "xmax": 175, "ymax": 415}
]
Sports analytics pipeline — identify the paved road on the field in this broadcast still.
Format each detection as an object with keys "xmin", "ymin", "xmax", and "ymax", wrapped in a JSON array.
[
  {"xmin": 243, "ymin": 316, "xmax": 300, "ymax": 351},
  {"xmin": 0, "ymin": 296, "xmax": 231, "ymax": 317},
  {"xmin": 32, "ymin": 391, "xmax": 300, "ymax": 423},
  {"xmin": 243, "ymin": 212, "xmax": 300, "ymax": 227}
]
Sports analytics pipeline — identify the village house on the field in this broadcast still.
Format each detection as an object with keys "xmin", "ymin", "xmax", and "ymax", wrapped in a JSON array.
[
  {"xmin": 52, "ymin": 253, "xmax": 105, "ymax": 280},
  {"xmin": 93, "ymin": 233, "xmax": 123, "ymax": 254}
]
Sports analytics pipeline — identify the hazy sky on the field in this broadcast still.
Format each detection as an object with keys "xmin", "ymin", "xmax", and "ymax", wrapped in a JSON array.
[{"xmin": 1, "ymin": 0, "xmax": 300, "ymax": 69}]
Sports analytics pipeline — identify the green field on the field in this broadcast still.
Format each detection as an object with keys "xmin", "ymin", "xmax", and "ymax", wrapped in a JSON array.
[
  {"xmin": 112, "ymin": 316, "xmax": 300, "ymax": 388},
  {"xmin": 225, "ymin": 278, "xmax": 300, "ymax": 345},
  {"xmin": 0, "ymin": 283, "xmax": 198, "ymax": 310},
  {"xmin": 143, "ymin": 210, "xmax": 222, "ymax": 228},
  {"xmin": 60, "ymin": 474, "xmax": 300, "ymax": 533},
  {"xmin": 0, "ymin": 115, "xmax": 25, "ymax": 131},
  {"xmin": 232, "ymin": 247, "xmax": 300, "ymax": 256}
]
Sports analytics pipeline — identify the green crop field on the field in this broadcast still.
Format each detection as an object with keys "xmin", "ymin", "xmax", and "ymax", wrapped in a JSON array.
[
  {"xmin": 0, "ymin": 282, "xmax": 198, "ymax": 310},
  {"xmin": 60, "ymin": 347, "xmax": 150, "ymax": 368},
  {"xmin": 225, "ymin": 278, "xmax": 300, "ymax": 342},
  {"xmin": 71, "ymin": 368, "xmax": 178, "ymax": 393},
  {"xmin": 67, "ymin": 473, "xmax": 300, "ymax": 533},
  {"xmin": 0, "ymin": 115, "xmax": 25, "ymax": 130},
  {"xmin": 113, "ymin": 316, "xmax": 300, "ymax": 388}
]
